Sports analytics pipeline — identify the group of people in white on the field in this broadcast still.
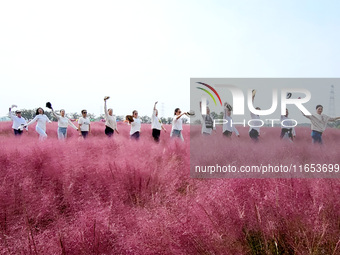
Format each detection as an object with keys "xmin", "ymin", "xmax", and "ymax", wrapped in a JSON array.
[
  {"xmin": 8, "ymin": 97, "xmax": 189, "ymax": 142},
  {"xmin": 199, "ymin": 92, "xmax": 340, "ymax": 144},
  {"xmin": 8, "ymin": 94, "xmax": 340, "ymax": 144}
]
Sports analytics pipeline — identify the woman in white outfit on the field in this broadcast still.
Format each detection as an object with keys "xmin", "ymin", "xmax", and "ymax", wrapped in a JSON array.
[
  {"xmin": 170, "ymin": 108, "xmax": 187, "ymax": 141},
  {"xmin": 27, "ymin": 107, "xmax": 52, "ymax": 140},
  {"xmin": 151, "ymin": 102, "xmax": 166, "ymax": 142},
  {"xmin": 128, "ymin": 110, "xmax": 141, "ymax": 140},
  {"xmin": 52, "ymin": 109, "xmax": 78, "ymax": 140},
  {"xmin": 104, "ymin": 96, "xmax": 119, "ymax": 137},
  {"xmin": 302, "ymin": 104, "xmax": 340, "ymax": 144}
]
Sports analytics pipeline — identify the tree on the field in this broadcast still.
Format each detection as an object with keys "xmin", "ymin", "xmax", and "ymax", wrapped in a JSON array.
[
  {"xmin": 68, "ymin": 112, "xmax": 96, "ymax": 121},
  {"xmin": 210, "ymin": 111, "xmax": 218, "ymax": 119},
  {"xmin": 167, "ymin": 117, "xmax": 173, "ymax": 124},
  {"xmin": 93, "ymin": 114, "xmax": 105, "ymax": 122},
  {"xmin": 69, "ymin": 112, "xmax": 80, "ymax": 120},
  {"xmin": 45, "ymin": 111, "xmax": 57, "ymax": 121},
  {"xmin": 87, "ymin": 113, "xmax": 96, "ymax": 121},
  {"xmin": 20, "ymin": 109, "xmax": 36, "ymax": 121},
  {"xmin": 160, "ymin": 117, "xmax": 167, "ymax": 124},
  {"xmin": 140, "ymin": 115, "xmax": 151, "ymax": 124},
  {"xmin": 116, "ymin": 115, "xmax": 124, "ymax": 122}
]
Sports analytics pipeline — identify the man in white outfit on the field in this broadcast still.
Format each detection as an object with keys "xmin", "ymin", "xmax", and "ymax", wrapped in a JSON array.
[{"xmin": 8, "ymin": 106, "xmax": 28, "ymax": 136}]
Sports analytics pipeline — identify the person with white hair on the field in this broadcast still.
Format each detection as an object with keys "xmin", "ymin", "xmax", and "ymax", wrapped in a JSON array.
[{"xmin": 8, "ymin": 105, "xmax": 28, "ymax": 136}]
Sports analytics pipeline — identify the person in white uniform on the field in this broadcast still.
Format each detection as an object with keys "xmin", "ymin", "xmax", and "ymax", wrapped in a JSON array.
[
  {"xmin": 302, "ymin": 104, "xmax": 340, "ymax": 144},
  {"xmin": 223, "ymin": 102, "xmax": 239, "ymax": 138},
  {"xmin": 78, "ymin": 109, "xmax": 91, "ymax": 139},
  {"xmin": 170, "ymin": 108, "xmax": 187, "ymax": 141},
  {"xmin": 151, "ymin": 102, "xmax": 166, "ymax": 142},
  {"xmin": 27, "ymin": 107, "xmax": 52, "ymax": 140},
  {"xmin": 8, "ymin": 105, "xmax": 28, "ymax": 136},
  {"xmin": 104, "ymin": 97, "xmax": 119, "ymax": 137},
  {"xmin": 52, "ymin": 109, "xmax": 78, "ymax": 140}
]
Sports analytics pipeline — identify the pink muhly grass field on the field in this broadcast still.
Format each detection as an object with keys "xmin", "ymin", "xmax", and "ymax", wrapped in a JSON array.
[
  {"xmin": 0, "ymin": 121, "xmax": 340, "ymax": 254},
  {"xmin": 190, "ymin": 125, "xmax": 340, "ymax": 178}
]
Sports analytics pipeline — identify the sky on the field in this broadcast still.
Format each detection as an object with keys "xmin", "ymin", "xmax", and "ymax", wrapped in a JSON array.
[{"xmin": 1, "ymin": 0, "xmax": 340, "ymax": 118}]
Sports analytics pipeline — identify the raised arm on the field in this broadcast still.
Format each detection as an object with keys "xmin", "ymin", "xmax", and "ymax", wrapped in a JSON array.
[
  {"xmin": 8, "ymin": 107, "xmax": 15, "ymax": 119},
  {"xmin": 199, "ymin": 101, "xmax": 206, "ymax": 118},
  {"xmin": 27, "ymin": 115, "xmax": 38, "ymax": 126},
  {"xmin": 104, "ymin": 99, "xmax": 109, "ymax": 118},
  {"xmin": 224, "ymin": 102, "xmax": 230, "ymax": 118},
  {"xmin": 152, "ymin": 102, "xmax": 158, "ymax": 120},
  {"xmin": 52, "ymin": 110, "xmax": 60, "ymax": 120},
  {"xmin": 176, "ymin": 112, "xmax": 187, "ymax": 120}
]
